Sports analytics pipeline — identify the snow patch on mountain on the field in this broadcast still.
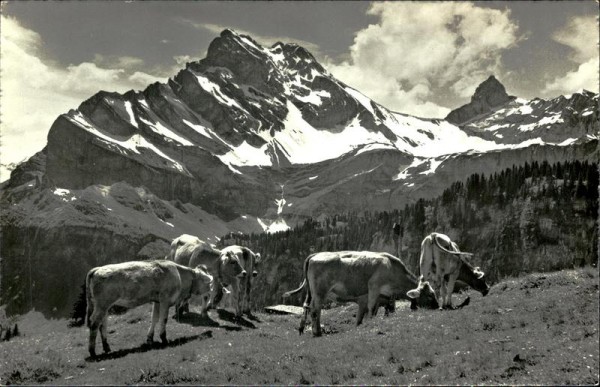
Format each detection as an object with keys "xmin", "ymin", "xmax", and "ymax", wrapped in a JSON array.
[{"xmin": 139, "ymin": 117, "xmax": 194, "ymax": 146}]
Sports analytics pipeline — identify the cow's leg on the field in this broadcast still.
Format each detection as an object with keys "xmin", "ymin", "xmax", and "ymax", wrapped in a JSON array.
[
  {"xmin": 356, "ymin": 296, "xmax": 368, "ymax": 325},
  {"xmin": 157, "ymin": 302, "xmax": 170, "ymax": 344},
  {"xmin": 444, "ymin": 274, "xmax": 458, "ymax": 309},
  {"xmin": 310, "ymin": 299, "xmax": 323, "ymax": 337},
  {"xmin": 433, "ymin": 275, "xmax": 444, "ymax": 309},
  {"xmin": 299, "ymin": 304, "xmax": 310, "ymax": 335},
  {"xmin": 440, "ymin": 274, "xmax": 453, "ymax": 309},
  {"xmin": 147, "ymin": 302, "xmax": 160, "ymax": 344},
  {"xmin": 88, "ymin": 305, "xmax": 108, "ymax": 357},
  {"xmin": 242, "ymin": 277, "xmax": 252, "ymax": 314},
  {"xmin": 208, "ymin": 282, "xmax": 224, "ymax": 310},
  {"xmin": 233, "ymin": 279, "xmax": 243, "ymax": 317},
  {"xmin": 99, "ymin": 314, "xmax": 111, "ymax": 353},
  {"xmin": 200, "ymin": 294, "xmax": 210, "ymax": 317},
  {"xmin": 366, "ymin": 284, "xmax": 381, "ymax": 320}
]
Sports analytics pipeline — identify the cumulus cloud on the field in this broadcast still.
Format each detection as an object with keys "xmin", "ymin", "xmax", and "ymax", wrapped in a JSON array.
[
  {"xmin": 0, "ymin": 16, "xmax": 165, "ymax": 181},
  {"xmin": 543, "ymin": 16, "xmax": 599, "ymax": 95},
  {"xmin": 325, "ymin": 2, "xmax": 521, "ymax": 118}
]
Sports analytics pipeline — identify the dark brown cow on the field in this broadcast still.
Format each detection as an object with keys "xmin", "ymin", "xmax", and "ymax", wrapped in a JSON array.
[
  {"xmin": 85, "ymin": 260, "xmax": 212, "ymax": 357},
  {"xmin": 408, "ymin": 232, "xmax": 489, "ymax": 309},
  {"xmin": 283, "ymin": 251, "xmax": 438, "ymax": 336}
]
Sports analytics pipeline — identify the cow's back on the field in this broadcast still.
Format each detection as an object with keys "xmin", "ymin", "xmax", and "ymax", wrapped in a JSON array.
[
  {"xmin": 169, "ymin": 235, "xmax": 216, "ymax": 268},
  {"xmin": 89, "ymin": 260, "xmax": 182, "ymax": 308},
  {"xmin": 308, "ymin": 252, "xmax": 387, "ymax": 299}
]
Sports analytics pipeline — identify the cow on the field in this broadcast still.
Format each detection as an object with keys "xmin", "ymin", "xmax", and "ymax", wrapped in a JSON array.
[
  {"xmin": 219, "ymin": 245, "xmax": 261, "ymax": 316},
  {"xmin": 167, "ymin": 234, "xmax": 247, "ymax": 316},
  {"xmin": 407, "ymin": 232, "xmax": 490, "ymax": 310},
  {"xmin": 85, "ymin": 260, "xmax": 213, "ymax": 358},
  {"xmin": 282, "ymin": 251, "xmax": 438, "ymax": 336}
]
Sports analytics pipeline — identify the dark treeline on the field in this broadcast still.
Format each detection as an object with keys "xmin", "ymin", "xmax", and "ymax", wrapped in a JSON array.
[{"xmin": 219, "ymin": 160, "xmax": 598, "ymax": 309}]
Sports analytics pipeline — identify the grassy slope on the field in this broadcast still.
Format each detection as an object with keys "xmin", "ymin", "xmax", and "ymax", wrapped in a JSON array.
[{"xmin": 1, "ymin": 268, "xmax": 598, "ymax": 385}]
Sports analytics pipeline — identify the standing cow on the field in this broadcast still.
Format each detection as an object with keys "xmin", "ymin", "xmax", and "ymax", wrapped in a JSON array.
[
  {"xmin": 408, "ymin": 232, "xmax": 490, "ymax": 309},
  {"xmin": 283, "ymin": 251, "xmax": 438, "ymax": 336},
  {"xmin": 85, "ymin": 260, "xmax": 213, "ymax": 357},
  {"xmin": 167, "ymin": 235, "xmax": 249, "ymax": 316},
  {"xmin": 219, "ymin": 245, "xmax": 261, "ymax": 316}
]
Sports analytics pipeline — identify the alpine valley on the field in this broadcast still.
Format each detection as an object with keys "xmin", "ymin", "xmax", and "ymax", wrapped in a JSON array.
[{"xmin": 1, "ymin": 30, "xmax": 598, "ymax": 317}]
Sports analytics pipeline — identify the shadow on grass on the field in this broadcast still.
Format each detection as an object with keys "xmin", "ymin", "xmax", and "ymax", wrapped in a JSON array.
[
  {"xmin": 245, "ymin": 312, "xmax": 262, "ymax": 323},
  {"xmin": 216, "ymin": 309, "xmax": 257, "ymax": 329},
  {"xmin": 175, "ymin": 311, "xmax": 243, "ymax": 331},
  {"xmin": 86, "ymin": 331, "xmax": 212, "ymax": 362}
]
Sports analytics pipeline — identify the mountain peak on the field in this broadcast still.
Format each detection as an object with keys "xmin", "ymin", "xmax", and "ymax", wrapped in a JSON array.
[
  {"xmin": 471, "ymin": 75, "xmax": 509, "ymax": 104},
  {"xmin": 446, "ymin": 75, "xmax": 514, "ymax": 125}
]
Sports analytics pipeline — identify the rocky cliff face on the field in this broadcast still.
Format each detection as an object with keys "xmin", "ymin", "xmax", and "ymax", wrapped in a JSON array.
[{"xmin": 1, "ymin": 29, "xmax": 598, "ymax": 317}]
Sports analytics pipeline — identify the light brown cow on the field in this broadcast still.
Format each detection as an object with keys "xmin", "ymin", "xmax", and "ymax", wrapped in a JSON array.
[
  {"xmin": 85, "ymin": 260, "xmax": 212, "ymax": 357},
  {"xmin": 283, "ymin": 251, "xmax": 438, "ymax": 336},
  {"xmin": 167, "ymin": 234, "xmax": 246, "ymax": 316},
  {"xmin": 219, "ymin": 245, "xmax": 261, "ymax": 316},
  {"xmin": 408, "ymin": 232, "xmax": 489, "ymax": 309}
]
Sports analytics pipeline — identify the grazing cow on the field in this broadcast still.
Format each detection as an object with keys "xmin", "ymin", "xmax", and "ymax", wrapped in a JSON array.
[
  {"xmin": 85, "ymin": 260, "xmax": 213, "ymax": 357},
  {"xmin": 219, "ymin": 245, "xmax": 261, "ymax": 316},
  {"xmin": 282, "ymin": 251, "xmax": 438, "ymax": 336},
  {"xmin": 408, "ymin": 232, "xmax": 490, "ymax": 309},
  {"xmin": 167, "ymin": 234, "xmax": 247, "ymax": 316}
]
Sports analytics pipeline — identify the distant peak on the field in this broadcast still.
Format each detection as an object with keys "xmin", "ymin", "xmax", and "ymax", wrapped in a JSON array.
[
  {"xmin": 446, "ymin": 75, "xmax": 513, "ymax": 125},
  {"xmin": 220, "ymin": 28, "xmax": 238, "ymax": 38},
  {"xmin": 472, "ymin": 75, "xmax": 508, "ymax": 102}
]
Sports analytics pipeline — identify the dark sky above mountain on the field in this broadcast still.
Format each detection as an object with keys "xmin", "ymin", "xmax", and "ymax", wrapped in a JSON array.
[{"xmin": 1, "ymin": 1, "xmax": 598, "ymax": 180}]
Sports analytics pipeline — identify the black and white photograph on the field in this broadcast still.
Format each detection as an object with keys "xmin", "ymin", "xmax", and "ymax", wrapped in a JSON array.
[{"xmin": 0, "ymin": 1, "xmax": 598, "ymax": 384}]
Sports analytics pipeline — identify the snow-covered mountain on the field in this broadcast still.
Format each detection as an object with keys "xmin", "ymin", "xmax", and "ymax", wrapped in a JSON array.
[
  {"xmin": 1, "ymin": 28, "xmax": 597, "ymax": 317},
  {"xmin": 35, "ymin": 30, "xmax": 597, "ymax": 220}
]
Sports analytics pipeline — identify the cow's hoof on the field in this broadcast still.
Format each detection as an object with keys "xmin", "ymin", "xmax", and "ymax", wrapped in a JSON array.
[
  {"xmin": 102, "ymin": 344, "xmax": 111, "ymax": 354},
  {"xmin": 89, "ymin": 350, "xmax": 96, "ymax": 358},
  {"xmin": 160, "ymin": 333, "xmax": 168, "ymax": 344}
]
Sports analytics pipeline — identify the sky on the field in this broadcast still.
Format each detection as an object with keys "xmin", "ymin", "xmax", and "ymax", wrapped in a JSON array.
[{"xmin": 1, "ymin": 1, "xmax": 598, "ymax": 181}]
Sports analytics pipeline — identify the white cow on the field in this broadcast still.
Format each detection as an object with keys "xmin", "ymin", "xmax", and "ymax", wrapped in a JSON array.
[
  {"xmin": 219, "ymin": 245, "xmax": 261, "ymax": 316},
  {"xmin": 283, "ymin": 251, "xmax": 439, "ymax": 336},
  {"xmin": 167, "ymin": 234, "xmax": 247, "ymax": 316},
  {"xmin": 408, "ymin": 233, "xmax": 489, "ymax": 309},
  {"xmin": 85, "ymin": 260, "xmax": 212, "ymax": 357}
]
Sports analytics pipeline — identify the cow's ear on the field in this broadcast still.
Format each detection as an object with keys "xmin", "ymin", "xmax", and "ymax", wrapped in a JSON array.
[
  {"xmin": 406, "ymin": 289, "xmax": 421, "ymax": 299},
  {"xmin": 255, "ymin": 253, "xmax": 261, "ymax": 262},
  {"xmin": 474, "ymin": 267, "xmax": 485, "ymax": 279}
]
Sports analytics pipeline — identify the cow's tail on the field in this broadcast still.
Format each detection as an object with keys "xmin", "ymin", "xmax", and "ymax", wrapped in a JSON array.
[
  {"xmin": 432, "ymin": 234, "xmax": 473, "ymax": 257},
  {"xmin": 85, "ymin": 269, "xmax": 95, "ymax": 329},
  {"xmin": 282, "ymin": 254, "xmax": 314, "ymax": 335},
  {"xmin": 282, "ymin": 254, "xmax": 313, "ymax": 300}
]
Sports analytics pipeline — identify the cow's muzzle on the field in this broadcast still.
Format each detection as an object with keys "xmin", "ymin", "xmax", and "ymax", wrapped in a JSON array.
[
  {"xmin": 481, "ymin": 288, "xmax": 489, "ymax": 297},
  {"xmin": 237, "ymin": 271, "xmax": 247, "ymax": 278},
  {"xmin": 252, "ymin": 270, "xmax": 258, "ymax": 277}
]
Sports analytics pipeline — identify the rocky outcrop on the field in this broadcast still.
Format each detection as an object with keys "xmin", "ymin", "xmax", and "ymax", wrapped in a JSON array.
[{"xmin": 446, "ymin": 75, "xmax": 515, "ymax": 125}]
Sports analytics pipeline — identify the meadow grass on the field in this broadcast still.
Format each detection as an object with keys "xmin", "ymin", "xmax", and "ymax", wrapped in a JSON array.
[{"xmin": 0, "ymin": 268, "xmax": 597, "ymax": 385}]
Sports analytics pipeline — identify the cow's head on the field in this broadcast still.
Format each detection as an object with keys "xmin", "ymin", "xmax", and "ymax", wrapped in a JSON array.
[
  {"xmin": 406, "ymin": 281, "xmax": 439, "ymax": 310},
  {"xmin": 471, "ymin": 267, "xmax": 490, "ymax": 296},
  {"xmin": 219, "ymin": 250, "xmax": 247, "ymax": 279},
  {"xmin": 189, "ymin": 265, "xmax": 213, "ymax": 303},
  {"xmin": 459, "ymin": 264, "xmax": 490, "ymax": 296}
]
